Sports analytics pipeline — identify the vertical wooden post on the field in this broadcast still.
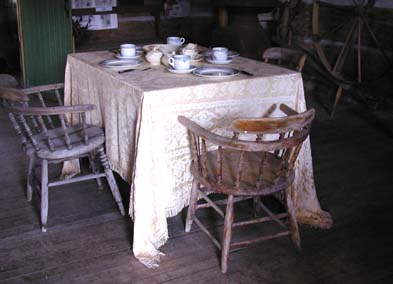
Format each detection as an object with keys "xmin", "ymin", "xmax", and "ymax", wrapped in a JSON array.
[
  {"xmin": 16, "ymin": 1, "xmax": 26, "ymax": 87},
  {"xmin": 357, "ymin": 17, "xmax": 362, "ymax": 83},
  {"xmin": 218, "ymin": 7, "xmax": 228, "ymax": 28},
  {"xmin": 281, "ymin": 1, "xmax": 290, "ymax": 44}
]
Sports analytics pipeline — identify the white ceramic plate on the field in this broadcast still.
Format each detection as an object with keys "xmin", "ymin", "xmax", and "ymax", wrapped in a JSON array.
[
  {"xmin": 99, "ymin": 59, "xmax": 144, "ymax": 69},
  {"xmin": 167, "ymin": 65, "xmax": 197, "ymax": 74},
  {"xmin": 202, "ymin": 50, "xmax": 240, "ymax": 58},
  {"xmin": 205, "ymin": 57, "xmax": 233, "ymax": 65},
  {"xmin": 193, "ymin": 67, "xmax": 239, "ymax": 78}
]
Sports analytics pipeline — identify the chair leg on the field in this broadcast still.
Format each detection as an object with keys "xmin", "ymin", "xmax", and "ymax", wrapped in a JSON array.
[
  {"xmin": 221, "ymin": 194, "xmax": 234, "ymax": 273},
  {"xmin": 88, "ymin": 152, "xmax": 104, "ymax": 190},
  {"xmin": 27, "ymin": 155, "xmax": 35, "ymax": 202},
  {"xmin": 97, "ymin": 146, "xmax": 126, "ymax": 216},
  {"xmin": 285, "ymin": 186, "xmax": 301, "ymax": 251},
  {"xmin": 253, "ymin": 197, "xmax": 261, "ymax": 217},
  {"xmin": 41, "ymin": 159, "xmax": 49, "ymax": 232},
  {"xmin": 185, "ymin": 180, "xmax": 199, "ymax": 232}
]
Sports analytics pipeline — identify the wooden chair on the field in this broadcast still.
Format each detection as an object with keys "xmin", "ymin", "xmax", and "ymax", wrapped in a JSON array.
[
  {"xmin": 262, "ymin": 47, "xmax": 307, "ymax": 73},
  {"xmin": 0, "ymin": 84, "xmax": 125, "ymax": 232},
  {"xmin": 178, "ymin": 104, "xmax": 315, "ymax": 273}
]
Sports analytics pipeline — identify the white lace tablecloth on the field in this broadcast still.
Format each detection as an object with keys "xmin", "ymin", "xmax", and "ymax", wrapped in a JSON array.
[{"xmin": 64, "ymin": 51, "xmax": 332, "ymax": 268}]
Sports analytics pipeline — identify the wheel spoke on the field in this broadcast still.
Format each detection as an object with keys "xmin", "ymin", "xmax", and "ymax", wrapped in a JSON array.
[
  {"xmin": 357, "ymin": 17, "xmax": 362, "ymax": 83},
  {"xmin": 318, "ymin": 1, "xmax": 356, "ymax": 11},
  {"xmin": 371, "ymin": 19, "xmax": 393, "ymax": 28},
  {"xmin": 312, "ymin": 0, "xmax": 319, "ymax": 36},
  {"xmin": 320, "ymin": 21, "xmax": 350, "ymax": 39},
  {"xmin": 333, "ymin": 20, "xmax": 357, "ymax": 73},
  {"xmin": 361, "ymin": 14, "xmax": 391, "ymax": 64}
]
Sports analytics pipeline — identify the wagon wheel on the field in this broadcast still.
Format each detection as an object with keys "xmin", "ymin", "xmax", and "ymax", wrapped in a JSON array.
[{"xmin": 312, "ymin": 0, "xmax": 393, "ymax": 114}]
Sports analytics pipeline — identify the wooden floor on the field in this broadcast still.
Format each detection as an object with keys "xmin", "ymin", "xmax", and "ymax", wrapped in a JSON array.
[{"xmin": 1, "ymin": 80, "xmax": 393, "ymax": 284}]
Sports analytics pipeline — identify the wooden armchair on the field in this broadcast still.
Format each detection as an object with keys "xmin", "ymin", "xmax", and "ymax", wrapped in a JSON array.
[
  {"xmin": 0, "ymin": 84, "xmax": 125, "ymax": 232},
  {"xmin": 178, "ymin": 104, "xmax": 315, "ymax": 273},
  {"xmin": 262, "ymin": 47, "xmax": 307, "ymax": 73}
]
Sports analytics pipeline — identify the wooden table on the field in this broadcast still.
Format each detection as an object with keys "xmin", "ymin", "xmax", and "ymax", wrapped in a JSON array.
[{"xmin": 64, "ymin": 51, "xmax": 332, "ymax": 268}]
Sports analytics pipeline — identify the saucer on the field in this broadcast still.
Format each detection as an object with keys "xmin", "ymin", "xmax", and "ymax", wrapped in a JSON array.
[
  {"xmin": 115, "ymin": 51, "xmax": 143, "ymax": 60},
  {"xmin": 190, "ymin": 54, "xmax": 204, "ymax": 63},
  {"xmin": 167, "ymin": 65, "xmax": 197, "ymax": 74},
  {"xmin": 206, "ymin": 57, "xmax": 233, "ymax": 65},
  {"xmin": 202, "ymin": 50, "xmax": 240, "ymax": 58}
]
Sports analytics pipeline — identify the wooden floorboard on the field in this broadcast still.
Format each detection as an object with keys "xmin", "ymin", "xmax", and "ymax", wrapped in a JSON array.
[{"xmin": 1, "ymin": 78, "xmax": 393, "ymax": 283}]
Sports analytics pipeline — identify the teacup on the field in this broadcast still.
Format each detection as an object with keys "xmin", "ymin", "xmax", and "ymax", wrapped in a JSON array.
[
  {"xmin": 168, "ymin": 54, "xmax": 191, "ymax": 70},
  {"xmin": 212, "ymin": 47, "xmax": 228, "ymax": 61},
  {"xmin": 120, "ymin": 44, "xmax": 136, "ymax": 58},
  {"xmin": 167, "ymin": 36, "xmax": 186, "ymax": 46}
]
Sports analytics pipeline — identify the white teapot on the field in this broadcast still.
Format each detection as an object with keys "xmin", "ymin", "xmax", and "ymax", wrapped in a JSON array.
[{"xmin": 145, "ymin": 47, "xmax": 163, "ymax": 66}]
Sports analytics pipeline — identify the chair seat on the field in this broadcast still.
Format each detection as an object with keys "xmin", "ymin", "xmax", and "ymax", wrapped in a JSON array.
[
  {"xmin": 193, "ymin": 150, "xmax": 295, "ymax": 196},
  {"xmin": 26, "ymin": 124, "xmax": 105, "ymax": 160}
]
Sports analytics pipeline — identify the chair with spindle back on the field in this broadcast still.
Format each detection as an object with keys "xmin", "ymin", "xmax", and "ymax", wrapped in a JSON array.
[
  {"xmin": 178, "ymin": 104, "xmax": 315, "ymax": 273},
  {"xmin": 0, "ymin": 84, "xmax": 125, "ymax": 232},
  {"xmin": 262, "ymin": 47, "xmax": 307, "ymax": 73}
]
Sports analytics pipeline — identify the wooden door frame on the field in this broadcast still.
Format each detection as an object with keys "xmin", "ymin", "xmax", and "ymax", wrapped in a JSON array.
[{"xmin": 16, "ymin": 0, "xmax": 26, "ymax": 87}]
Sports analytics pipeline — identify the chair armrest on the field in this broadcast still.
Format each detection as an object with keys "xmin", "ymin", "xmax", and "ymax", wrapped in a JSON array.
[
  {"xmin": 8, "ymin": 104, "xmax": 96, "ymax": 116},
  {"xmin": 0, "ymin": 87, "xmax": 29, "ymax": 103},
  {"xmin": 279, "ymin": 104, "xmax": 298, "ymax": 116},
  {"xmin": 22, "ymin": 83, "xmax": 64, "ymax": 95},
  {"xmin": 179, "ymin": 115, "xmax": 310, "ymax": 153},
  {"xmin": 232, "ymin": 106, "xmax": 314, "ymax": 134}
]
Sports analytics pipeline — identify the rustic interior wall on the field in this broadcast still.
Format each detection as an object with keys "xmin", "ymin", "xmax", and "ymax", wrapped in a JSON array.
[
  {"xmin": 210, "ymin": 7, "xmax": 273, "ymax": 60},
  {"xmin": 0, "ymin": 0, "xmax": 19, "ymax": 73},
  {"xmin": 75, "ymin": 0, "xmax": 216, "ymax": 51}
]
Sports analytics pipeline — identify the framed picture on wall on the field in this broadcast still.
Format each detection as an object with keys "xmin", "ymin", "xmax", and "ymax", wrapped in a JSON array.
[{"xmin": 163, "ymin": 0, "xmax": 190, "ymax": 18}]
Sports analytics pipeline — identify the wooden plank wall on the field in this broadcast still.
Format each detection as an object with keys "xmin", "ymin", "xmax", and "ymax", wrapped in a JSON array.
[{"xmin": 17, "ymin": 0, "xmax": 73, "ymax": 86}]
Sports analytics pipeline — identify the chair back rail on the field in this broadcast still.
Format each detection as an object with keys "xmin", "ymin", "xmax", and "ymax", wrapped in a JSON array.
[
  {"xmin": 1, "ymin": 85, "xmax": 95, "ymax": 153},
  {"xmin": 178, "ymin": 104, "xmax": 314, "ymax": 192},
  {"xmin": 263, "ymin": 47, "xmax": 307, "ymax": 73},
  {"xmin": 8, "ymin": 104, "xmax": 95, "ymax": 152},
  {"xmin": 21, "ymin": 83, "xmax": 64, "ymax": 95}
]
